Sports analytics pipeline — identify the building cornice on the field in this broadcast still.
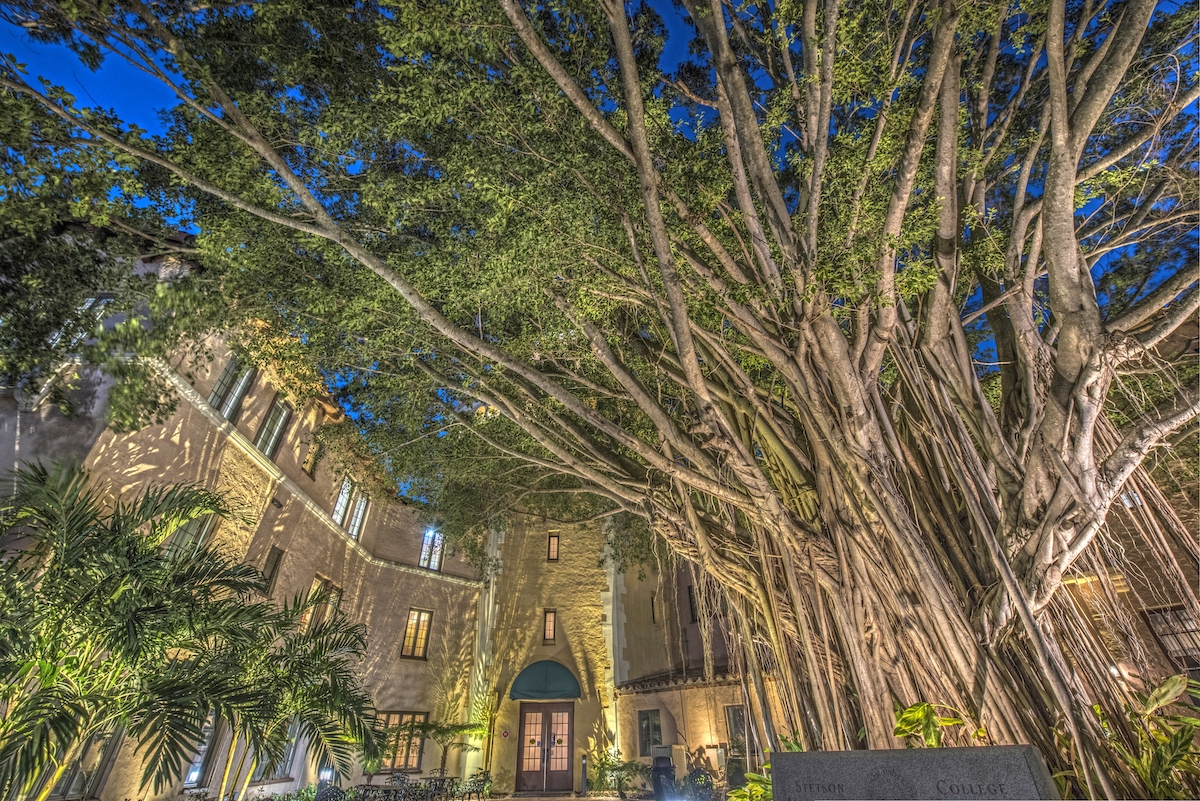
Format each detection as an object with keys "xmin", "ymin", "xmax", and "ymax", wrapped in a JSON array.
[
  {"xmin": 614, "ymin": 671, "xmax": 741, "ymax": 696},
  {"xmin": 152, "ymin": 359, "xmax": 483, "ymax": 589}
]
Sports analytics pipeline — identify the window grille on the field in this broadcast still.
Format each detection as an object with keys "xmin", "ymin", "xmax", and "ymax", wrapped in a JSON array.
[
  {"xmin": 332, "ymin": 477, "xmax": 353, "ymax": 525},
  {"xmin": 402, "ymin": 609, "xmax": 433, "ymax": 658},
  {"xmin": 346, "ymin": 495, "xmax": 368, "ymax": 540},
  {"xmin": 253, "ymin": 396, "xmax": 292, "ymax": 459},
  {"xmin": 419, "ymin": 529, "xmax": 444, "ymax": 571},
  {"xmin": 380, "ymin": 711, "xmax": 427, "ymax": 770},
  {"xmin": 208, "ymin": 359, "xmax": 255, "ymax": 421}
]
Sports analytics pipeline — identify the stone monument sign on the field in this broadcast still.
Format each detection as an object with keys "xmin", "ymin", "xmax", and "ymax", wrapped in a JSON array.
[{"xmin": 771, "ymin": 745, "xmax": 1060, "ymax": 800}]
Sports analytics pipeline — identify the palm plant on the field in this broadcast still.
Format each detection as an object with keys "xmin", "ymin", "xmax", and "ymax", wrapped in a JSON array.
[
  {"xmin": 0, "ymin": 461, "xmax": 274, "ymax": 800},
  {"xmin": 215, "ymin": 590, "xmax": 378, "ymax": 801},
  {"xmin": 391, "ymin": 720, "xmax": 486, "ymax": 777}
]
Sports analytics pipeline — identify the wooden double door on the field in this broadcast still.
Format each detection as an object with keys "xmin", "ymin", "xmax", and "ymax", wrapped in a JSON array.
[{"xmin": 516, "ymin": 702, "xmax": 574, "ymax": 792}]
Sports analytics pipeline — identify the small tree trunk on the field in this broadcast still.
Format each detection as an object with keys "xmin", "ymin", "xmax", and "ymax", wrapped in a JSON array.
[
  {"xmin": 33, "ymin": 738, "xmax": 85, "ymax": 801},
  {"xmin": 218, "ymin": 727, "xmax": 242, "ymax": 800}
]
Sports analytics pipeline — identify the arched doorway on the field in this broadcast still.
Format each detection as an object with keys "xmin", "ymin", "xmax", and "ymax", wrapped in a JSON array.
[{"xmin": 510, "ymin": 661, "xmax": 581, "ymax": 793}]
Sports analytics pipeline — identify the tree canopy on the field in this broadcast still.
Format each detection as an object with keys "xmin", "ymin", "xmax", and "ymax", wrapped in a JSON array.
[{"xmin": 1, "ymin": 0, "xmax": 1196, "ymax": 794}]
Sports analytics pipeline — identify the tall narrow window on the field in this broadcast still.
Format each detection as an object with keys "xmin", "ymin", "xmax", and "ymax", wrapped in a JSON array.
[
  {"xmin": 301, "ymin": 576, "xmax": 342, "ymax": 632},
  {"xmin": 261, "ymin": 546, "xmax": 284, "ymax": 596},
  {"xmin": 650, "ymin": 592, "xmax": 657, "ymax": 624},
  {"xmin": 253, "ymin": 396, "xmax": 292, "ymax": 459},
  {"xmin": 346, "ymin": 494, "xmax": 368, "ymax": 540},
  {"xmin": 547, "ymin": 534, "xmax": 559, "ymax": 561},
  {"xmin": 380, "ymin": 711, "xmax": 427, "ymax": 771},
  {"xmin": 332, "ymin": 477, "xmax": 353, "ymax": 525},
  {"xmin": 401, "ymin": 609, "xmax": 433, "ymax": 658},
  {"xmin": 725, "ymin": 705, "xmax": 751, "ymax": 756},
  {"xmin": 43, "ymin": 730, "xmax": 122, "ymax": 800},
  {"xmin": 543, "ymin": 609, "xmax": 557, "ymax": 643},
  {"xmin": 419, "ymin": 529, "xmax": 444, "ymax": 571},
  {"xmin": 208, "ymin": 359, "xmax": 255, "ymax": 422},
  {"xmin": 251, "ymin": 718, "xmax": 301, "ymax": 781},
  {"xmin": 638, "ymin": 710, "xmax": 662, "ymax": 757},
  {"xmin": 184, "ymin": 711, "xmax": 218, "ymax": 788},
  {"xmin": 171, "ymin": 515, "xmax": 216, "ymax": 554},
  {"xmin": 687, "ymin": 585, "xmax": 699, "ymax": 623}
]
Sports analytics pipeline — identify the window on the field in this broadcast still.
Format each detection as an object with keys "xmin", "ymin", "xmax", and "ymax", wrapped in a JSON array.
[
  {"xmin": 650, "ymin": 591, "xmax": 657, "ymax": 624},
  {"xmin": 171, "ymin": 514, "xmax": 216, "ymax": 553},
  {"xmin": 638, "ymin": 709, "xmax": 662, "ymax": 757},
  {"xmin": 419, "ymin": 529, "xmax": 444, "ymax": 571},
  {"xmin": 184, "ymin": 711, "xmax": 219, "ymax": 788},
  {"xmin": 253, "ymin": 396, "xmax": 293, "ymax": 459},
  {"xmin": 547, "ymin": 534, "xmax": 559, "ymax": 561},
  {"xmin": 332, "ymin": 478, "xmax": 368, "ymax": 539},
  {"xmin": 251, "ymin": 718, "xmax": 301, "ymax": 782},
  {"xmin": 401, "ymin": 609, "xmax": 433, "ymax": 658},
  {"xmin": 301, "ymin": 576, "xmax": 342, "ymax": 632},
  {"xmin": 332, "ymin": 477, "xmax": 353, "ymax": 525},
  {"xmin": 1144, "ymin": 606, "xmax": 1200, "ymax": 670},
  {"xmin": 380, "ymin": 711, "xmax": 427, "ymax": 771},
  {"xmin": 42, "ymin": 730, "xmax": 122, "ymax": 800},
  {"xmin": 725, "ymin": 705, "xmax": 749, "ymax": 755},
  {"xmin": 687, "ymin": 585, "xmax": 699, "ymax": 623},
  {"xmin": 261, "ymin": 546, "xmax": 284, "ymax": 596},
  {"xmin": 208, "ymin": 359, "xmax": 255, "ymax": 422},
  {"xmin": 346, "ymin": 494, "xmax": 368, "ymax": 540},
  {"xmin": 543, "ymin": 609, "xmax": 557, "ymax": 643}
]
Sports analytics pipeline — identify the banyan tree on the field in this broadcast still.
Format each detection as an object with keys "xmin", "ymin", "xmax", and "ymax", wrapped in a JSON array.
[{"xmin": 1, "ymin": 0, "xmax": 1196, "ymax": 794}]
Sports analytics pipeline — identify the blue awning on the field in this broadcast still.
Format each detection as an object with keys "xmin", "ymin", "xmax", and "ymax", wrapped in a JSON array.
[{"xmin": 510, "ymin": 660, "xmax": 582, "ymax": 700}]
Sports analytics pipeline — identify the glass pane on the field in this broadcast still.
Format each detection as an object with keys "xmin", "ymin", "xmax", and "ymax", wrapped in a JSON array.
[
  {"xmin": 332, "ymin": 478, "xmax": 353, "ymax": 525},
  {"xmin": 549, "ymin": 712, "xmax": 569, "ymax": 771},
  {"xmin": 347, "ymin": 496, "xmax": 368, "ymax": 539},
  {"xmin": 522, "ymin": 712, "xmax": 543, "ymax": 772}
]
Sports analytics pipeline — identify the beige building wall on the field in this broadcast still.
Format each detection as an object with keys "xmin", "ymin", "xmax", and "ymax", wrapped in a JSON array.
[
  {"xmin": 473, "ymin": 517, "xmax": 615, "ymax": 795},
  {"xmin": 4, "ymin": 348, "xmax": 482, "ymax": 801}
]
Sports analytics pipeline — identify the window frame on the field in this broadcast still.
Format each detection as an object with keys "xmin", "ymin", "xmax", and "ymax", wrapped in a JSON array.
[
  {"xmin": 332, "ymin": 477, "xmax": 353, "ymax": 526},
  {"xmin": 261, "ymin": 546, "xmax": 285, "ymax": 597},
  {"xmin": 253, "ymin": 395, "xmax": 293, "ymax": 459},
  {"xmin": 419, "ymin": 529, "xmax": 444, "ymax": 571},
  {"xmin": 638, "ymin": 709, "xmax": 662, "ymax": 757},
  {"xmin": 301, "ymin": 576, "xmax": 342, "ymax": 632},
  {"xmin": 251, "ymin": 717, "xmax": 301, "ymax": 783},
  {"xmin": 41, "ymin": 729, "xmax": 123, "ymax": 800},
  {"xmin": 183, "ymin": 711, "xmax": 220, "ymax": 789},
  {"xmin": 543, "ymin": 608, "xmax": 557, "ymax": 643},
  {"xmin": 379, "ymin": 711, "xmax": 428, "ymax": 772},
  {"xmin": 208, "ymin": 359, "xmax": 255, "ymax": 422},
  {"xmin": 346, "ymin": 493, "xmax": 369, "ymax": 540},
  {"xmin": 170, "ymin": 514, "xmax": 216, "ymax": 554},
  {"xmin": 401, "ymin": 609, "xmax": 433, "ymax": 659},
  {"xmin": 547, "ymin": 534, "xmax": 560, "ymax": 562}
]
